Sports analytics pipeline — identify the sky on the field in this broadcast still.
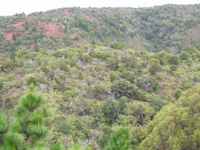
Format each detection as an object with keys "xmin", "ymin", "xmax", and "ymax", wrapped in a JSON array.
[{"xmin": 0, "ymin": 0, "xmax": 200, "ymax": 16}]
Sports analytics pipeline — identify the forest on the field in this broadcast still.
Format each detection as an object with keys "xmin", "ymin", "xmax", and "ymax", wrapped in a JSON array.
[{"xmin": 0, "ymin": 4, "xmax": 200, "ymax": 150}]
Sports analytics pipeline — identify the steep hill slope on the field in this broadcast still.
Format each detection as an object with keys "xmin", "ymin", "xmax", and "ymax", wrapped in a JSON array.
[{"xmin": 1, "ymin": 4, "xmax": 200, "ymax": 54}]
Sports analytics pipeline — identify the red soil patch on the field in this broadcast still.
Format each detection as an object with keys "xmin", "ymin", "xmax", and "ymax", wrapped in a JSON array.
[
  {"xmin": 14, "ymin": 73, "xmax": 21, "ymax": 83},
  {"xmin": 25, "ymin": 135, "xmax": 30, "ymax": 144},
  {"xmin": 100, "ymin": 94, "xmax": 107, "ymax": 101},
  {"xmin": 104, "ymin": 70, "xmax": 110, "ymax": 74},
  {"xmin": 6, "ymin": 21, "xmax": 25, "ymax": 40},
  {"xmin": 179, "ymin": 78, "xmax": 183, "ymax": 84},
  {"xmin": 86, "ymin": 16, "xmax": 100, "ymax": 23},
  {"xmin": 160, "ymin": 88, "xmax": 164, "ymax": 96},
  {"xmin": 74, "ymin": 39, "xmax": 90, "ymax": 46},
  {"xmin": 46, "ymin": 12, "xmax": 52, "ymax": 16},
  {"xmin": 71, "ymin": 32, "xmax": 78, "ymax": 38},
  {"xmin": 65, "ymin": 9, "xmax": 70, "ymax": 17},
  {"xmin": 30, "ymin": 44, "xmax": 35, "ymax": 50},
  {"xmin": 6, "ymin": 31, "xmax": 16, "ymax": 40},
  {"xmin": 86, "ymin": 16, "xmax": 96, "ymax": 21},
  {"xmin": 5, "ymin": 20, "xmax": 34, "ymax": 41},
  {"xmin": 43, "ymin": 22, "xmax": 64, "ymax": 37},
  {"xmin": 26, "ymin": 19, "xmax": 35, "ymax": 24},
  {"xmin": 10, "ymin": 21, "xmax": 25, "ymax": 29},
  {"xmin": 2, "ymin": 93, "xmax": 9, "ymax": 100}
]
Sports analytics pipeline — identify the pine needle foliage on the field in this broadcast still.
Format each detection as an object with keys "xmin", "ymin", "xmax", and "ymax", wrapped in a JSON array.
[
  {"xmin": 0, "ymin": 109, "xmax": 7, "ymax": 133},
  {"xmin": 4, "ymin": 122, "xmax": 25, "ymax": 149},
  {"xmin": 32, "ymin": 141, "xmax": 48, "ymax": 150},
  {"xmin": 18, "ymin": 83, "xmax": 43, "ymax": 113},
  {"xmin": 69, "ymin": 143, "xmax": 91, "ymax": 150},
  {"xmin": 105, "ymin": 122, "xmax": 132, "ymax": 150},
  {"xmin": 0, "ymin": 109, "xmax": 7, "ymax": 144},
  {"xmin": 0, "ymin": 83, "xmax": 64, "ymax": 149},
  {"xmin": 50, "ymin": 140, "xmax": 65, "ymax": 150},
  {"xmin": 14, "ymin": 83, "xmax": 52, "ymax": 142}
]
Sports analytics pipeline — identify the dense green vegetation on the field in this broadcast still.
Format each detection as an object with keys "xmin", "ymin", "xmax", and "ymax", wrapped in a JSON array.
[
  {"xmin": 1, "ymin": 4, "xmax": 200, "ymax": 150},
  {"xmin": 0, "ymin": 43, "xmax": 200, "ymax": 149}
]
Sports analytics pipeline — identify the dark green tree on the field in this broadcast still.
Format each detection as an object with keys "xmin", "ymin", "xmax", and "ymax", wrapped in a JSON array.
[
  {"xmin": 60, "ymin": 62, "xmax": 68, "ymax": 71},
  {"xmin": 40, "ymin": 26, "xmax": 44, "ymax": 38},
  {"xmin": 78, "ymin": 70, "xmax": 83, "ymax": 79},
  {"xmin": 10, "ymin": 51, "xmax": 16, "ymax": 61},
  {"xmin": 24, "ymin": 21, "xmax": 29, "ymax": 30},
  {"xmin": 12, "ymin": 34, "xmax": 16, "ymax": 41},
  {"xmin": 108, "ymin": 56, "xmax": 120, "ymax": 71},
  {"xmin": 110, "ymin": 42, "xmax": 123, "ymax": 50},
  {"xmin": 103, "ymin": 98, "xmax": 119, "ymax": 124},
  {"xmin": 27, "ymin": 76, "xmax": 37, "ymax": 85},
  {"xmin": 111, "ymin": 79, "xmax": 133, "ymax": 99},
  {"xmin": 110, "ymin": 71, "xmax": 117, "ymax": 82},
  {"xmin": 1, "ymin": 60, "xmax": 16, "ymax": 72},
  {"xmin": 33, "ymin": 34, "xmax": 38, "ymax": 43},
  {"xmin": 149, "ymin": 63, "xmax": 161, "ymax": 75},
  {"xmin": 32, "ymin": 24, "xmax": 37, "ymax": 32},
  {"xmin": 168, "ymin": 55, "xmax": 179, "ymax": 65},
  {"xmin": 34, "ymin": 43, "xmax": 39, "ymax": 52},
  {"xmin": 64, "ymin": 25, "xmax": 68, "ymax": 33},
  {"xmin": 179, "ymin": 51, "xmax": 189, "ymax": 60},
  {"xmin": 175, "ymin": 89, "xmax": 181, "ymax": 99}
]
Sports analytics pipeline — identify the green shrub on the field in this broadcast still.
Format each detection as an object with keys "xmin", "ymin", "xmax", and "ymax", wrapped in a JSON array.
[
  {"xmin": 175, "ymin": 89, "xmax": 181, "ymax": 99},
  {"xmin": 110, "ymin": 42, "xmax": 123, "ymax": 50},
  {"xmin": 27, "ymin": 76, "xmax": 36, "ymax": 85},
  {"xmin": 179, "ymin": 51, "xmax": 189, "ymax": 60}
]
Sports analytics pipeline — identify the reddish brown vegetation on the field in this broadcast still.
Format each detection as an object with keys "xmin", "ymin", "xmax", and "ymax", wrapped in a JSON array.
[
  {"xmin": 127, "ymin": 36, "xmax": 142, "ymax": 49},
  {"xmin": 184, "ymin": 24, "xmax": 200, "ymax": 46},
  {"xmin": 14, "ymin": 73, "xmax": 21, "ymax": 83},
  {"xmin": 156, "ymin": 74, "xmax": 185, "ymax": 97}
]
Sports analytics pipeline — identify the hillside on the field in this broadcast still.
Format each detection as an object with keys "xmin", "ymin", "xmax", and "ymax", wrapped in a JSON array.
[
  {"xmin": 0, "ymin": 4, "xmax": 200, "ymax": 150},
  {"xmin": 0, "ymin": 43, "xmax": 200, "ymax": 149},
  {"xmin": 1, "ymin": 4, "xmax": 200, "ymax": 54}
]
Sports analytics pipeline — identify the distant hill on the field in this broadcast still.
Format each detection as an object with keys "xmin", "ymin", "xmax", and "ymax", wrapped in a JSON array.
[{"xmin": 1, "ymin": 4, "xmax": 200, "ymax": 53}]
